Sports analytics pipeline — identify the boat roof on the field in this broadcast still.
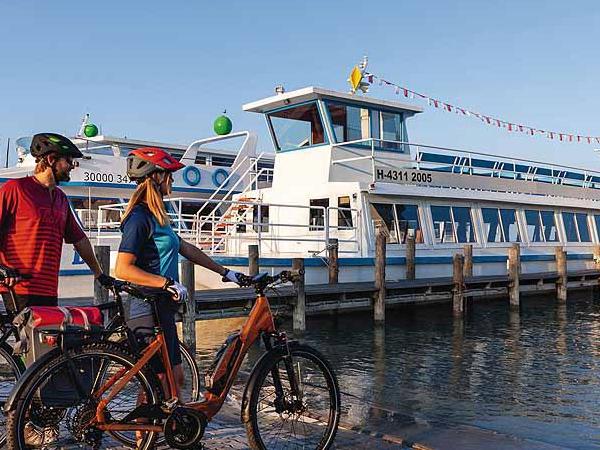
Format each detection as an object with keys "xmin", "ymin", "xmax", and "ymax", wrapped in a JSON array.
[{"xmin": 242, "ymin": 86, "xmax": 424, "ymax": 116}]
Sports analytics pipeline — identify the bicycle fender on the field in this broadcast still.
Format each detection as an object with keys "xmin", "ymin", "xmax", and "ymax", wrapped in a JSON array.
[
  {"xmin": 4, "ymin": 347, "xmax": 63, "ymax": 412},
  {"xmin": 240, "ymin": 340, "xmax": 300, "ymax": 423}
]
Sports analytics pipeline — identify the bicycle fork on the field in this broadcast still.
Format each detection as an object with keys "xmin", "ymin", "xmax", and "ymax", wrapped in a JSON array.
[{"xmin": 263, "ymin": 333, "xmax": 303, "ymax": 415}]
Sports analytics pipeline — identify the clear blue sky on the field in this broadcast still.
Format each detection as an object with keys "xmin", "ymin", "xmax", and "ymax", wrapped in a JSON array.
[{"xmin": 1, "ymin": 0, "xmax": 599, "ymax": 168}]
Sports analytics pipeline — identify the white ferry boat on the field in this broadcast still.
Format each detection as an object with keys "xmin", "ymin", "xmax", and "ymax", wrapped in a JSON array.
[{"xmin": 142, "ymin": 86, "xmax": 600, "ymax": 289}]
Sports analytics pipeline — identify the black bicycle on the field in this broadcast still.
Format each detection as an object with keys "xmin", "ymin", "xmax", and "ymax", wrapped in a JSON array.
[{"xmin": 0, "ymin": 268, "xmax": 201, "ymax": 448}]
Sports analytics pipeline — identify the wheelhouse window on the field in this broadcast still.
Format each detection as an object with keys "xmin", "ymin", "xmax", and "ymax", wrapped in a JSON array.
[
  {"xmin": 268, "ymin": 102, "xmax": 326, "ymax": 151},
  {"xmin": 327, "ymin": 102, "xmax": 370, "ymax": 142},
  {"xmin": 338, "ymin": 196, "xmax": 353, "ymax": 229},
  {"xmin": 525, "ymin": 210, "xmax": 559, "ymax": 243},
  {"xmin": 482, "ymin": 208, "xmax": 521, "ymax": 243},
  {"xmin": 562, "ymin": 212, "xmax": 590, "ymax": 242},
  {"xmin": 431, "ymin": 205, "xmax": 475, "ymax": 244},
  {"xmin": 309, "ymin": 198, "xmax": 329, "ymax": 231}
]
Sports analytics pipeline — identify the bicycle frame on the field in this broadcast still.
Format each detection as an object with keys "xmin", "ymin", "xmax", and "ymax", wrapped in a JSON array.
[{"xmin": 92, "ymin": 292, "xmax": 277, "ymax": 432}]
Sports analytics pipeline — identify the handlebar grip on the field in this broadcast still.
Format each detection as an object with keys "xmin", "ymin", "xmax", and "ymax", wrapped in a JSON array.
[{"xmin": 20, "ymin": 274, "xmax": 33, "ymax": 280}]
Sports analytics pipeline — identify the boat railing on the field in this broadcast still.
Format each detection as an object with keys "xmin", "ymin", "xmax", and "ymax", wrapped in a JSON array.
[
  {"xmin": 96, "ymin": 196, "xmax": 361, "ymax": 257},
  {"xmin": 332, "ymin": 138, "xmax": 600, "ymax": 189}
]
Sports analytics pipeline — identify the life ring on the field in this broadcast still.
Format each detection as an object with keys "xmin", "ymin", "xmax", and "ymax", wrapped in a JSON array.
[
  {"xmin": 212, "ymin": 168, "xmax": 229, "ymax": 187},
  {"xmin": 183, "ymin": 166, "xmax": 201, "ymax": 186}
]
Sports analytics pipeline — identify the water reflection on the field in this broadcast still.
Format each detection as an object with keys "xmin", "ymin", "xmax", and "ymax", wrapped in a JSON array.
[{"xmin": 189, "ymin": 293, "xmax": 600, "ymax": 449}]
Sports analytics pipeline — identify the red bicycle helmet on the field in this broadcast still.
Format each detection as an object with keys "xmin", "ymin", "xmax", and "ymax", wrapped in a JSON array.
[{"xmin": 126, "ymin": 147, "xmax": 185, "ymax": 180}]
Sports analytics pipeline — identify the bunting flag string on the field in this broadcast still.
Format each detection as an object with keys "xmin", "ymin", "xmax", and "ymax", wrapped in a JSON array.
[{"xmin": 364, "ymin": 72, "xmax": 600, "ymax": 145}]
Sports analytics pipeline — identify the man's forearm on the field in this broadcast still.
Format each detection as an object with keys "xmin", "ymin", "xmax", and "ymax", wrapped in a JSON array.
[{"xmin": 73, "ymin": 238, "xmax": 103, "ymax": 277}]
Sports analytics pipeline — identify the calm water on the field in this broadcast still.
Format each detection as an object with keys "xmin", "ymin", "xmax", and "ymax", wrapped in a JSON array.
[{"xmin": 194, "ymin": 292, "xmax": 600, "ymax": 449}]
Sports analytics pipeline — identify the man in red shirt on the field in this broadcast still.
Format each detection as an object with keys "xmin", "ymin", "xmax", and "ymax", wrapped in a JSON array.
[{"xmin": 0, "ymin": 133, "xmax": 112, "ymax": 309}]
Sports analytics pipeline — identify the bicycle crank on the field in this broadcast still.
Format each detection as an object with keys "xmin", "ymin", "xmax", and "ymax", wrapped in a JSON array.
[{"xmin": 163, "ymin": 407, "xmax": 207, "ymax": 449}]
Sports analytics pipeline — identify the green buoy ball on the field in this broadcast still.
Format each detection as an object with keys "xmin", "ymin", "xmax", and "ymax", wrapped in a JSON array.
[
  {"xmin": 83, "ymin": 123, "xmax": 99, "ymax": 137},
  {"xmin": 214, "ymin": 115, "xmax": 232, "ymax": 135}
]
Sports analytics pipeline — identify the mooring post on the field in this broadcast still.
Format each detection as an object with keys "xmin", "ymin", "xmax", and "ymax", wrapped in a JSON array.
[
  {"xmin": 180, "ymin": 259, "xmax": 196, "ymax": 354},
  {"xmin": 556, "ymin": 247, "xmax": 567, "ymax": 302},
  {"xmin": 93, "ymin": 245, "xmax": 110, "ymax": 306},
  {"xmin": 508, "ymin": 243, "xmax": 521, "ymax": 310},
  {"xmin": 593, "ymin": 244, "xmax": 600, "ymax": 269},
  {"xmin": 248, "ymin": 244, "xmax": 259, "ymax": 277},
  {"xmin": 292, "ymin": 258, "xmax": 306, "ymax": 332},
  {"xmin": 328, "ymin": 238, "xmax": 339, "ymax": 284},
  {"xmin": 453, "ymin": 253, "xmax": 465, "ymax": 316},
  {"xmin": 374, "ymin": 227, "xmax": 387, "ymax": 324},
  {"xmin": 406, "ymin": 231, "xmax": 416, "ymax": 280},
  {"xmin": 463, "ymin": 244, "xmax": 473, "ymax": 278}
]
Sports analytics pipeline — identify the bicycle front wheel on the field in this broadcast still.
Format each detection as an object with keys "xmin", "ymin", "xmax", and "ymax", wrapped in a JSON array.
[
  {"xmin": 7, "ymin": 341, "xmax": 163, "ymax": 450},
  {"xmin": 243, "ymin": 343, "xmax": 341, "ymax": 450}
]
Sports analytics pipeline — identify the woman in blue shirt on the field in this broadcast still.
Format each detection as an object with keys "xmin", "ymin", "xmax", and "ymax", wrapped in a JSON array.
[{"xmin": 115, "ymin": 147, "xmax": 245, "ymax": 396}]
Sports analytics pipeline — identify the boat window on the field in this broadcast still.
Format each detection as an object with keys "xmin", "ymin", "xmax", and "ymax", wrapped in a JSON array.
[
  {"xmin": 309, "ymin": 198, "xmax": 329, "ymax": 231},
  {"xmin": 195, "ymin": 155, "xmax": 207, "ymax": 165},
  {"xmin": 482, "ymin": 208, "xmax": 503, "ymax": 243},
  {"xmin": 211, "ymin": 155, "xmax": 235, "ymax": 167},
  {"xmin": 431, "ymin": 206, "xmax": 455, "ymax": 244},
  {"xmin": 395, "ymin": 204, "xmax": 423, "ymax": 244},
  {"xmin": 370, "ymin": 203, "xmax": 398, "ymax": 243},
  {"xmin": 526, "ymin": 210, "xmax": 558, "ymax": 242},
  {"xmin": 370, "ymin": 110, "xmax": 380, "ymax": 139},
  {"xmin": 381, "ymin": 112, "xmax": 403, "ymax": 142},
  {"xmin": 540, "ymin": 210, "xmax": 559, "ymax": 242},
  {"xmin": 253, "ymin": 205, "xmax": 269, "ymax": 233},
  {"xmin": 326, "ymin": 102, "xmax": 370, "ymax": 142},
  {"xmin": 594, "ymin": 215, "xmax": 600, "ymax": 241},
  {"xmin": 453, "ymin": 207, "xmax": 476, "ymax": 243},
  {"xmin": 563, "ymin": 213, "xmax": 579, "ymax": 242},
  {"xmin": 269, "ymin": 102, "xmax": 326, "ymax": 151},
  {"xmin": 500, "ymin": 209, "xmax": 521, "ymax": 242},
  {"xmin": 525, "ymin": 210, "xmax": 543, "ymax": 242},
  {"xmin": 338, "ymin": 196, "xmax": 353, "ymax": 229},
  {"xmin": 576, "ymin": 213, "xmax": 591, "ymax": 242}
]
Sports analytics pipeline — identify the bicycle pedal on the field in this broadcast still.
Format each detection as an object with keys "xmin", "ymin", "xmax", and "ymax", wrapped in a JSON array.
[{"xmin": 162, "ymin": 397, "xmax": 179, "ymax": 413}]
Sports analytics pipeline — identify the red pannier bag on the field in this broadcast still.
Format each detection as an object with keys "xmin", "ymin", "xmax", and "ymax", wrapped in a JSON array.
[{"xmin": 13, "ymin": 306, "xmax": 105, "ymax": 407}]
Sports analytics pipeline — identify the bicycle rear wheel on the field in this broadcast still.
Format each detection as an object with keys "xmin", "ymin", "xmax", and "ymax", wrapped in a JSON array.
[
  {"xmin": 0, "ymin": 341, "xmax": 24, "ymax": 447},
  {"xmin": 6, "ymin": 341, "xmax": 162, "ymax": 450},
  {"xmin": 243, "ymin": 343, "xmax": 341, "ymax": 450}
]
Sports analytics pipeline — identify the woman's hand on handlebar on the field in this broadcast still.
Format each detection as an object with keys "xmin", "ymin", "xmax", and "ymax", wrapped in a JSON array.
[{"xmin": 222, "ymin": 269, "xmax": 252, "ymax": 287}]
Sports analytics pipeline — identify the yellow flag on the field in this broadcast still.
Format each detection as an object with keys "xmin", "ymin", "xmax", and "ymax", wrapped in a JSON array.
[{"xmin": 348, "ymin": 66, "xmax": 363, "ymax": 93}]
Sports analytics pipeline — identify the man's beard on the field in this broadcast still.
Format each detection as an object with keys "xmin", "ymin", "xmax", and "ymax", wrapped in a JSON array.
[{"xmin": 55, "ymin": 169, "xmax": 71, "ymax": 183}]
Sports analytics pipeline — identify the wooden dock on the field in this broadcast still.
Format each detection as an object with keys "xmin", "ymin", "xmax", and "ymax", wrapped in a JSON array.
[{"xmin": 193, "ymin": 268, "xmax": 600, "ymax": 320}]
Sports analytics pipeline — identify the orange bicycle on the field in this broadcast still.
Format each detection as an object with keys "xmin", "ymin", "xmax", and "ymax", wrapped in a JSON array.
[{"xmin": 5, "ymin": 271, "xmax": 341, "ymax": 449}]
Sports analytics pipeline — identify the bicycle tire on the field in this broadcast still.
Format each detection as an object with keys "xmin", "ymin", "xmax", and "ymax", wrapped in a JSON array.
[
  {"xmin": 242, "ymin": 343, "xmax": 341, "ymax": 450},
  {"xmin": 0, "ymin": 341, "xmax": 24, "ymax": 448},
  {"xmin": 7, "ymin": 341, "xmax": 163, "ymax": 450}
]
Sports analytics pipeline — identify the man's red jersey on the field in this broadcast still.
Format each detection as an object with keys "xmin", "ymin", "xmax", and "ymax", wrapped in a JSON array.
[{"xmin": 0, "ymin": 177, "xmax": 86, "ymax": 297}]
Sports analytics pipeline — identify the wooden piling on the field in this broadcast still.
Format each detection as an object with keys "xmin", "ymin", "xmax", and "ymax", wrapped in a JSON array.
[
  {"xmin": 328, "ymin": 238, "xmax": 339, "ymax": 284},
  {"xmin": 593, "ymin": 245, "xmax": 600, "ymax": 268},
  {"xmin": 508, "ymin": 243, "xmax": 521, "ymax": 310},
  {"xmin": 452, "ymin": 253, "xmax": 465, "ymax": 316},
  {"xmin": 292, "ymin": 258, "xmax": 306, "ymax": 332},
  {"xmin": 406, "ymin": 232, "xmax": 416, "ymax": 280},
  {"xmin": 248, "ymin": 244, "xmax": 259, "ymax": 277},
  {"xmin": 93, "ymin": 245, "xmax": 110, "ymax": 306},
  {"xmin": 180, "ymin": 259, "xmax": 196, "ymax": 354},
  {"xmin": 374, "ymin": 227, "xmax": 387, "ymax": 323},
  {"xmin": 463, "ymin": 244, "xmax": 473, "ymax": 278},
  {"xmin": 555, "ymin": 247, "xmax": 567, "ymax": 302}
]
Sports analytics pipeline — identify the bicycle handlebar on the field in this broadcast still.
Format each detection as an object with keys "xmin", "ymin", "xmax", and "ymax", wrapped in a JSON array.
[{"xmin": 235, "ymin": 270, "xmax": 303, "ymax": 289}]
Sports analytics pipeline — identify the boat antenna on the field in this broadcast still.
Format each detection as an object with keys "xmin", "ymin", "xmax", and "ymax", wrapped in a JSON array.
[{"xmin": 77, "ymin": 113, "xmax": 90, "ymax": 137}]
